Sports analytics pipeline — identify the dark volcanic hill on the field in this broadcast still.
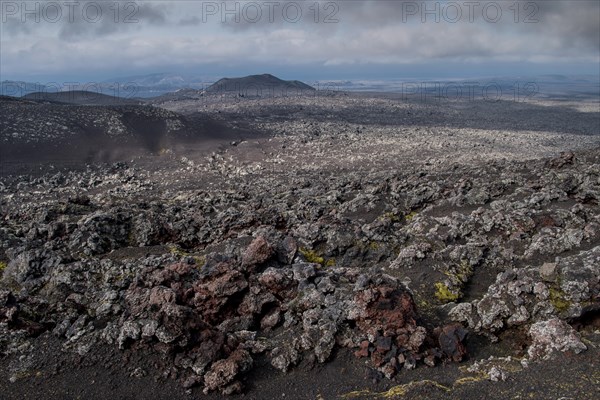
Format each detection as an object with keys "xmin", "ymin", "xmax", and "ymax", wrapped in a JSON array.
[
  {"xmin": 205, "ymin": 73, "xmax": 315, "ymax": 96},
  {"xmin": 0, "ymin": 96, "xmax": 258, "ymax": 169},
  {"xmin": 23, "ymin": 90, "xmax": 143, "ymax": 106}
]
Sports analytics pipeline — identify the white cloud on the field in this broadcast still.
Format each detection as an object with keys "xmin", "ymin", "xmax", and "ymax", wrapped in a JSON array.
[{"xmin": 0, "ymin": 1, "xmax": 598, "ymax": 78}]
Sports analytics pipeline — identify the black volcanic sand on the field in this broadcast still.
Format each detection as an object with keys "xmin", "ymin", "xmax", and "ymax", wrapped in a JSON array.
[{"xmin": 1, "ymin": 329, "xmax": 598, "ymax": 399}]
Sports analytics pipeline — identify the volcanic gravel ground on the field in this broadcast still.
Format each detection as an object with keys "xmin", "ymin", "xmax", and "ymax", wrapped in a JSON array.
[{"xmin": 1, "ymin": 94, "xmax": 599, "ymax": 399}]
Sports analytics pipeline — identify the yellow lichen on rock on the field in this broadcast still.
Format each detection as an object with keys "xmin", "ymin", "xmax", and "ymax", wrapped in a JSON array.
[
  {"xmin": 341, "ymin": 380, "xmax": 450, "ymax": 399},
  {"xmin": 324, "ymin": 258, "xmax": 336, "ymax": 267},
  {"xmin": 548, "ymin": 286, "xmax": 571, "ymax": 313},
  {"xmin": 299, "ymin": 247, "xmax": 325, "ymax": 265},
  {"xmin": 434, "ymin": 282, "xmax": 460, "ymax": 302},
  {"xmin": 454, "ymin": 375, "xmax": 488, "ymax": 386},
  {"xmin": 404, "ymin": 211, "xmax": 418, "ymax": 222},
  {"xmin": 168, "ymin": 245, "xmax": 205, "ymax": 268},
  {"xmin": 298, "ymin": 247, "xmax": 336, "ymax": 268}
]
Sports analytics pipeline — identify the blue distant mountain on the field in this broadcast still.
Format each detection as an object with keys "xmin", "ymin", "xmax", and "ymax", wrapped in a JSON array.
[{"xmin": 2, "ymin": 74, "xmax": 598, "ymax": 100}]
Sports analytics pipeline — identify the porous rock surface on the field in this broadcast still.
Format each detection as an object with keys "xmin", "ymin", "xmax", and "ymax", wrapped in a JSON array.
[{"xmin": 1, "ymin": 94, "xmax": 599, "ymax": 395}]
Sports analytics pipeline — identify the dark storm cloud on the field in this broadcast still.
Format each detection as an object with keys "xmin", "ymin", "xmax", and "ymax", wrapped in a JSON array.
[
  {"xmin": 213, "ymin": 0, "xmax": 351, "ymax": 30},
  {"xmin": 0, "ymin": 1, "xmax": 169, "ymax": 39},
  {"xmin": 215, "ymin": 0, "xmax": 599, "ymax": 56},
  {"xmin": 1, "ymin": 1, "xmax": 598, "ymax": 78},
  {"xmin": 532, "ymin": 1, "xmax": 600, "ymax": 50},
  {"xmin": 57, "ymin": 1, "xmax": 168, "ymax": 40}
]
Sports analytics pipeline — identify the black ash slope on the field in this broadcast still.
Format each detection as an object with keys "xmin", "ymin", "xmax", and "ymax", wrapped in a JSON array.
[
  {"xmin": 22, "ymin": 91, "xmax": 143, "ymax": 106},
  {"xmin": 0, "ymin": 96, "xmax": 261, "ymax": 172}
]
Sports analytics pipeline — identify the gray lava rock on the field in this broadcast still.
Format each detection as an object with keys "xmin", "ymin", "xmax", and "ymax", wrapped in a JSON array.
[
  {"xmin": 242, "ymin": 236, "xmax": 274, "ymax": 267},
  {"xmin": 203, "ymin": 349, "xmax": 253, "ymax": 394},
  {"xmin": 528, "ymin": 318, "xmax": 587, "ymax": 360}
]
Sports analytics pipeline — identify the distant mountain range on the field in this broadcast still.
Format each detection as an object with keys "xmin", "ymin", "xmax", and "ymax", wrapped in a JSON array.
[
  {"xmin": 104, "ymin": 72, "xmax": 203, "ymax": 87},
  {"xmin": 1, "ymin": 73, "xmax": 598, "ymax": 100},
  {"xmin": 317, "ymin": 75, "xmax": 600, "ymax": 98},
  {"xmin": 1, "ymin": 73, "xmax": 317, "ymax": 99},
  {"xmin": 1, "ymin": 73, "xmax": 214, "ymax": 98}
]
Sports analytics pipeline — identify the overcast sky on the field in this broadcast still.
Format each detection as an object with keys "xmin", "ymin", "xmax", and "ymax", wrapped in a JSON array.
[{"xmin": 1, "ymin": 0, "xmax": 599, "ymax": 82}]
